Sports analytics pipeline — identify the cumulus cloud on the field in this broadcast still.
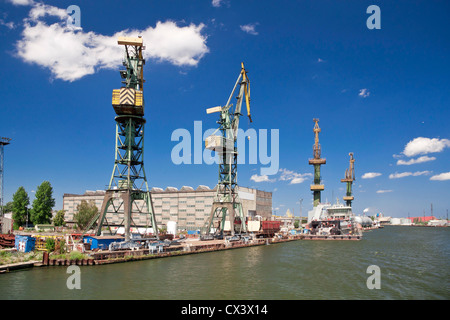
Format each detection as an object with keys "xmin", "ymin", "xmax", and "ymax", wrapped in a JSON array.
[
  {"xmin": 250, "ymin": 174, "xmax": 275, "ymax": 183},
  {"xmin": 14, "ymin": 3, "xmax": 209, "ymax": 81},
  {"xmin": 402, "ymin": 137, "xmax": 450, "ymax": 157},
  {"xmin": 7, "ymin": 0, "xmax": 34, "ymax": 5},
  {"xmin": 361, "ymin": 172, "xmax": 382, "ymax": 179},
  {"xmin": 212, "ymin": 0, "xmax": 223, "ymax": 7},
  {"xmin": 430, "ymin": 172, "xmax": 450, "ymax": 181},
  {"xmin": 359, "ymin": 88, "xmax": 370, "ymax": 98},
  {"xmin": 0, "ymin": 18, "xmax": 15, "ymax": 29},
  {"xmin": 279, "ymin": 168, "xmax": 312, "ymax": 184},
  {"xmin": 376, "ymin": 190, "xmax": 392, "ymax": 194},
  {"xmin": 389, "ymin": 171, "xmax": 431, "ymax": 179},
  {"xmin": 396, "ymin": 155, "xmax": 436, "ymax": 165},
  {"xmin": 240, "ymin": 23, "xmax": 259, "ymax": 35}
]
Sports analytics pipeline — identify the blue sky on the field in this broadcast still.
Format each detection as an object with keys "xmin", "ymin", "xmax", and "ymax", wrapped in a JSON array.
[{"xmin": 0, "ymin": 0, "xmax": 449, "ymax": 219}]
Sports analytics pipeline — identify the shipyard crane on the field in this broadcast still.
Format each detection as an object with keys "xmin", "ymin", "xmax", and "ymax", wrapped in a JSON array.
[
  {"xmin": 203, "ymin": 62, "xmax": 252, "ymax": 236},
  {"xmin": 83, "ymin": 36, "xmax": 159, "ymax": 242},
  {"xmin": 308, "ymin": 119, "xmax": 326, "ymax": 207},
  {"xmin": 341, "ymin": 152, "xmax": 355, "ymax": 206}
]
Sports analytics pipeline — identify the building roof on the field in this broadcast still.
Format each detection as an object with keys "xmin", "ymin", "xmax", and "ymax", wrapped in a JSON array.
[{"xmin": 407, "ymin": 216, "xmax": 436, "ymax": 222}]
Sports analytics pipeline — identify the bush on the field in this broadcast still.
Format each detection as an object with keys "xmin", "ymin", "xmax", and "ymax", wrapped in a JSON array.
[{"xmin": 46, "ymin": 238, "xmax": 55, "ymax": 253}]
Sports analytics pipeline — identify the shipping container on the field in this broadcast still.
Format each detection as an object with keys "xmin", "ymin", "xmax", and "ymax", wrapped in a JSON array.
[
  {"xmin": 14, "ymin": 235, "xmax": 36, "ymax": 253},
  {"xmin": 261, "ymin": 221, "xmax": 281, "ymax": 232},
  {"xmin": 83, "ymin": 235, "xmax": 124, "ymax": 250}
]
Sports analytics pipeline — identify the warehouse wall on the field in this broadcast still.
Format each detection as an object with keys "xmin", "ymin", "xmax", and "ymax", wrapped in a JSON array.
[{"xmin": 63, "ymin": 186, "xmax": 272, "ymax": 231}]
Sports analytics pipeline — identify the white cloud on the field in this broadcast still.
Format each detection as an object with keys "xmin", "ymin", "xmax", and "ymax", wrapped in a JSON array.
[
  {"xmin": 7, "ymin": 0, "xmax": 34, "ymax": 6},
  {"xmin": 376, "ymin": 190, "xmax": 393, "ymax": 194},
  {"xmin": 359, "ymin": 88, "xmax": 370, "ymax": 98},
  {"xmin": 279, "ymin": 168, "xmax": 312, "ymax": 184},
  {"xmin": 250, "ymin": 174, "xmax": 275, "ymax": 183},
  {"xmin": 402, "ymin": 137, "xmax": 450, "ymax": 157},
  {"xmin": 389, "ymin": 171, "xmax": 431, "ymax": 179},
  {"xmin": 396, "ymin": 155, "xmax": 436, "ymax": 165},
  {"xmin": 430, "ymin": 172, "xmax": 450, "ymax": 181},
  {"xmin": 240, "ymin": 23, "xmax": 259, "ymax": 35},
  {"xmin": 212, "ymin": 0, "xmax": 223, "ymax": 7},
  {"xmin": 361, "ymin": 172, "xmax": 382, "ymax": 179},
  {"xmin": 0, "ymin": 18, "xmax": 15, "ymax": 29},
  {"xmin": 317, "ymin": 58, "xmax": 325, "ymax": 63},
  {"xmin": 15, "ymin": 3, "xmax": 209, "ymax": 82}
]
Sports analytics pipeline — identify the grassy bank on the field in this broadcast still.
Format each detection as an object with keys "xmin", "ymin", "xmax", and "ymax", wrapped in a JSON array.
[{"xmin": 0, "ymin": 250, "xmax": 43, "ymax": 266}]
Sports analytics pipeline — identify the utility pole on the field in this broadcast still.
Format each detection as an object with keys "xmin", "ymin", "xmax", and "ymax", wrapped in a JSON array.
[
  {"xmin": 0, "ymin": 137, "xmax": 11, "ymax": 217},
  {"xmin": 299, "ymin": 198, "xmax": 303, "ymax": 228}
]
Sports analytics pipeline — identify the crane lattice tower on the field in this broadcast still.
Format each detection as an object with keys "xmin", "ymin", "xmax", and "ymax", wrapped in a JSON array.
[
  {"xmin": 203, "ymin": 63, "xmax": 252, "ymax": 236},
  {"xmin": 87, "ymin": 37, "xmax": 159, "ymax": 241},
  {"xmin": 308, "ymin": 119, "xmax": 326, "ymax": 207},
  {"xmin": 341, "ymin": 152, "xmax": 355, "ymax": 207}
]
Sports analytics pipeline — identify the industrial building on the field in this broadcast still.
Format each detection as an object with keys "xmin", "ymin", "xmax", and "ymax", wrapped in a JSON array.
[{"xmin": 63, "ymin": 186, "xmax": 272, "ymax": 232}]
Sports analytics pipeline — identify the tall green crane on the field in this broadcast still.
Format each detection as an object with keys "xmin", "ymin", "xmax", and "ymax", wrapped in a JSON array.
[
  {"xmin": 341, "ymin": 152, "xmax": 355, "ymax": 206},
  {"xmin": 203, "ymin": 63, "xmax": 252, "ymax": 236},
  {"xmin": 88, "ymin": 36, "xmax": 158, "ymax": 241}
]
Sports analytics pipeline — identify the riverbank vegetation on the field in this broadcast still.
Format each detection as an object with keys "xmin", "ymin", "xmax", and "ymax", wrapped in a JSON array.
[{"xmin": 0, "ymin": 250, "xmax": 43, "ymax": 266}]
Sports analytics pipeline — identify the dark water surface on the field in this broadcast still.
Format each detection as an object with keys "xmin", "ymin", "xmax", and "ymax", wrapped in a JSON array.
[{"xmin": 0, "ymin": 226, "xmax": 448, "ymax": 299}]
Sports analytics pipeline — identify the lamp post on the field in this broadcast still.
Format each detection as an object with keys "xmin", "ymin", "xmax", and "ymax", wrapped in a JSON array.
[{"xmin": 299, "ymin": 198, "xmax": 303, "ymax": 228}]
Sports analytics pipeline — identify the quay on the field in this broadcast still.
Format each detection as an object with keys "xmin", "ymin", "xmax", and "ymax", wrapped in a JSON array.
[
  {"xmin": 0, "ymin": 261, "xmax": 40, "ymax": 273},
  {"xmin": 0, "ymin": 234, "xmax": 305, "ymax": 272},
  {"xmin": 49, "ymin": 235, "xmax": 304, "ymax": 267}
]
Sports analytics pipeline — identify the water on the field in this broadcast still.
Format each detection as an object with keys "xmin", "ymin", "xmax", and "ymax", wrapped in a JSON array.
[{"xmin": 0, "ymin": 226, "xmax": 448, "ymax": 300}]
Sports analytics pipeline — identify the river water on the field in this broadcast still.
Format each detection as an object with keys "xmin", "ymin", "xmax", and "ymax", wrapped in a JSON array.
[{"xmin": 0, "ymin": 226, "xmax": 448, "ymax": 300}]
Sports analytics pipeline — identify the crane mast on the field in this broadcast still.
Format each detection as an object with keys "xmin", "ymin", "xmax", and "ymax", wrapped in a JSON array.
[
  {"xmin": 341, "ymin": 152, "xmax": 355, "ymax": 206},
  {"xmin": 203, "ymin": 63, "xmax": 252, "ymax": 236},
  {"xmin": 308, "ymin": 119, "xmax": 326, "ymax": 207}
]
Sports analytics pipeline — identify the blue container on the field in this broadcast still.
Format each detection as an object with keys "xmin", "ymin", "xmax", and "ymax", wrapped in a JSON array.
[
  {"xmin": 187, "ymin": 230, "xmax": 200, "ymax": 235},
  {"xmin": 83, "ymin": 236, "xmax": 124, "ymax": 250},
  {"xmin": 15, "ymin": 235, "xmax": 36, "ymax": 253}
]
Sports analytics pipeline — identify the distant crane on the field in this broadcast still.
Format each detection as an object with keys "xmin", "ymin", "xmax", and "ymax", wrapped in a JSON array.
[
  {"xmin": 308, "ymin": 119, "xmax": 326, "ymax": 207},
  {"xmin": 341, "ymin": 152, "xmax": 355, "ymax": 206},
  {"xmin": 0, "ymin": 137, "xmax": 11, "ymax": 216},
  {"xmin": 203, "ymin": 63, "xmax": 252, "ymax": 236}
]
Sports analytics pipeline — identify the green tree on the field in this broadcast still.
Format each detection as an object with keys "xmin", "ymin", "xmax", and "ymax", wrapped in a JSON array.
[
  {"xmin": 53, "ymin": 209, "xmax": 66, "ymax": 227},
  {"xmin": 1, "ymin": 201, "xmax": 13, "ymax": 214},
  {"xmin": 12, "ymin": 187, "xmax": 29, "ymax": 229},
  {"xmin": 30, "ymin": 181, "xmax": 55, "ymax": 225},
  {"xmin": 74, "ymin": 200, "xmax": 98, "ymax": 230}
]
